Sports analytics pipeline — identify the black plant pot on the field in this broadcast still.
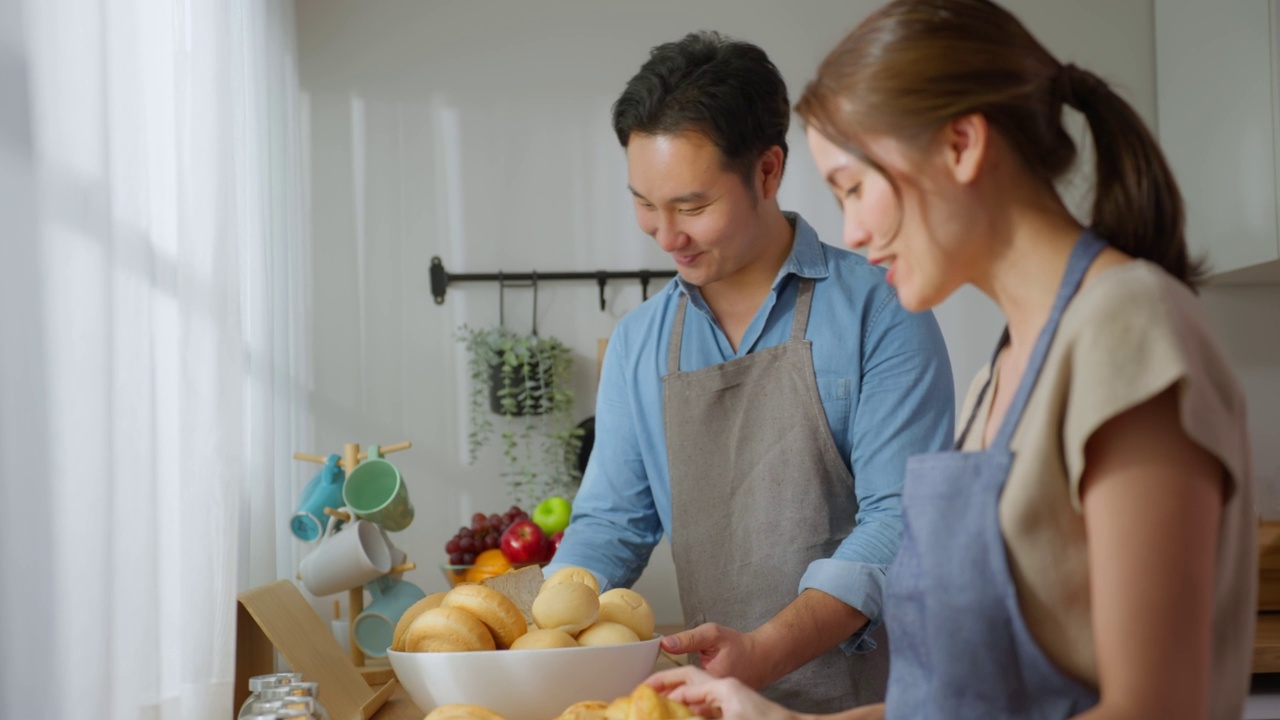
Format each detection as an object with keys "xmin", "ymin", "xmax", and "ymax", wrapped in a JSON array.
[{"xmin": 488, "ymin": 359, "xmax": 549, "ymax": 416}]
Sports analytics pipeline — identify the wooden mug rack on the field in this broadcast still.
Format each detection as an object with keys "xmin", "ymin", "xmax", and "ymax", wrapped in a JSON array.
[{"xmin": 293, "ymin": 441, "xmax": 415, "ymax": 670}]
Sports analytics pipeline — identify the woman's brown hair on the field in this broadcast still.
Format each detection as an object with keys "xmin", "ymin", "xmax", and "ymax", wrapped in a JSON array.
[{"xmin": 795, "ymin": 0, "xmax": 1204, "ymax": 286}]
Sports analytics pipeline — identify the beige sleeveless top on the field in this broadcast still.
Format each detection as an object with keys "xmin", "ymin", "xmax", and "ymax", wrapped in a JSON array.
[{"xmin": 957, "ymin": 260, "xmax": 1255, "ymax": 720}]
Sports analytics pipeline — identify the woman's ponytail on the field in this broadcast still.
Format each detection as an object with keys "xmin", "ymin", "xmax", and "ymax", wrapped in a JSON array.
[
  {"xmin": 796, "ymin": 0, "xmax": 1206, "ymax": 287},
  {"xmin": 1059, "ymin": 64, "xmax": 1204, "ymax": 286}
]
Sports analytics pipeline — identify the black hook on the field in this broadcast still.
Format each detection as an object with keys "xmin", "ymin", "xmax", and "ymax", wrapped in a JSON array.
[
  {"xmin": 498, "ymin": 271, "xmax": 505, "ymax": 328},
  {"xmin": 430, "ymin": 256, "xmax": 448, "ymax": 304},
  {"xmin": 531, "ymin": 271, "xmax": 539, "ymax": 337},
  {"xmin": 639, "ymin": 270, "xmax": 651, "ymax": 301},
  {"xmin": 596, "ymin": 272, "xmax": 608, "ymax": 312}
]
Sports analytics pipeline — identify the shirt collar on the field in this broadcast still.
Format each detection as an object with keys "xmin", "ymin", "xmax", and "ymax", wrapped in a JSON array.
[{"xmin": 668, "ymin": 211, "xmax": 829, "ymax": 297}]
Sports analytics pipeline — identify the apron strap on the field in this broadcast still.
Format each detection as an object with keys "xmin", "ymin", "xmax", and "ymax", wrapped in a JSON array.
[
  {"xmin": 668, "ymin": 292, "xmax": 689, "ymax": 373},
  {"xmin": 667, "ymin": 277, "xmax": 816, "ymax": 373},
  {"xmin": 991, "ymin": 231, "xmax": 1108, "ymax": 450},
  {"xmin": 954, "ymin": 328, "xmax": 1009, "ymax": 450},
  {"xmin": 789, "ymin": 278, "xmax": 816, "ymax": 341}
]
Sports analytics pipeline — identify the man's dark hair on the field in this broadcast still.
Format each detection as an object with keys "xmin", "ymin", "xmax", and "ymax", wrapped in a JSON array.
[{"xmin": 611, "ymin": 31, "xmax": 791, "ymax": 187}]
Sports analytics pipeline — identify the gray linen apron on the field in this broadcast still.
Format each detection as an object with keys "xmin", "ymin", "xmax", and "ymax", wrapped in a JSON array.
[
  {"xmin": 663, "ymin": 278, "xmax": 889, "ymax": 712},
  {"xmin": 884, "ymin": 232, "xmax": 1105, "ymax": 719}
]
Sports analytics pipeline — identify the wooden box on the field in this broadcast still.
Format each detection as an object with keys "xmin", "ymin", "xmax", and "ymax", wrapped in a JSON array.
[{"xmin": 1259, "ymin": 522, "xmax": 1280, "ymax": 611}]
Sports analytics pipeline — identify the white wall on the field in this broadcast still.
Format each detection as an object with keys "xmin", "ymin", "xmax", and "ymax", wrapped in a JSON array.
[
  {"xmin": 294, "ymin": 0, "xmax": 1279, "ymax": 623},
  {"xmin": 1201, "ymin": 285, "xmax": 1280, "ymax": 517}
]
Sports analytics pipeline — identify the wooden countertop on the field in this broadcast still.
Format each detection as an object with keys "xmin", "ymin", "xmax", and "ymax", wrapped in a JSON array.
[
  {"xmin": 370, "ymin": 686, "xmax": 426, "ymax": 720},
  {"xmin": 368, "ymin": 613, "xmax": 1280, "ymax": 715},
  {"xmin": 370, "ymin": 686, "xmax": 428, "ymax": 720},
  {"xmin": 365, "ymin": 603, "xmax": 1280, "ymax": 717}
]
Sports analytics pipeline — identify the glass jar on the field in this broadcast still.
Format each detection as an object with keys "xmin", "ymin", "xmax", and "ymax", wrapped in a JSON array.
[
  {"xmin": 249, "ymin": 697, "xmax": 315, "ymax": 716},
  {"xmin": 238, "ymin": 673, "xmax": 303, "ymax": 720},
  {"xmin": 291, "ymin": 682, "xmax": 330, "ymax": 720},
  {"xmin": 241, "ymin": 711, "xmax": 310, "ymax": 720},
  {"xmin": 257, "ymin": 684, "xmax": 330, "ymax": 720}
]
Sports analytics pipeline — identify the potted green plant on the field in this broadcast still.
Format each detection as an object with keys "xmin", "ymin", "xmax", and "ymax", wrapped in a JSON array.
[{"xmin": 456, "ymin": 325, "xmax": 584, "ymax": 505}]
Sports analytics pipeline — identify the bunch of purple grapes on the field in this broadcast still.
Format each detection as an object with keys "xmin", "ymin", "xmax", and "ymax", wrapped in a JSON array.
[{"xmin": 444, "ymin": 505, "xmax": 529, "ymax": 565}]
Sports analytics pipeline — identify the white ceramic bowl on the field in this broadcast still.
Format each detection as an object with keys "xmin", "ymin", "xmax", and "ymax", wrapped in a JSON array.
[{"xmin": 388, "ymin": 635, "xmax": 662, "ymax": 720}]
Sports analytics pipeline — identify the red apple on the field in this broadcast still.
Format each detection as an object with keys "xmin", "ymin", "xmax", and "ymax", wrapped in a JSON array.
[
  {"xmin": 546, "ymin": 531, "xmax": 564, "ymax": 561},
  {"xmin": 500, "ymin": 520, "xmax": 548, "ymax": 564}
]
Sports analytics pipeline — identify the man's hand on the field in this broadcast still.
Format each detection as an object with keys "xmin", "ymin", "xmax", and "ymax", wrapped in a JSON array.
[
  {"xmin": 660, "ymin": 590, "xmax": 870, "ymax": 691},
  {"xmin": 659, "ymin": 623, "xmax": 777, "ymax": 690}
]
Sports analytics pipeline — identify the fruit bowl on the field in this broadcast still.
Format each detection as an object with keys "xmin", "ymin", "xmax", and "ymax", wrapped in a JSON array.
[
  {"xmin": 388, "ymin": 634, "xmax": 662, "ymax": 720},
  {"xmin": 439, "ymin": 562, "xmax": 540, "ymax": 587}
]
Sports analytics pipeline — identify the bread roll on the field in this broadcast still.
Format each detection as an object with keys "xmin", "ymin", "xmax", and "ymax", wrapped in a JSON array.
[
  {"xmin": 576, "ymin": 621, "xmax": 641, "ymax": 647},
  {"xmin": 541, "ymin": 566, "xmax": 601, "ymax": 595},
  {"xmin": 509, "ymin": 628, "xmax": 578, "ymax": 650},
  {"xmin": 597, "ymin": 588, "xmax": 655, "ymax": 641},
  {"xmin": 441, "ymin": 584, "xmax": 527, "ymax": 649},
  {"xmin": 391, "ymin": 592, "xmax": 447, "ymax": 651},
  {"xmin": 532, "ymin": 581, "xmax": 599, "ymax": 635},
  {"xmin": 403, "ymin": 606, "xmax": 496, "ymax": 653},
  {"xmin": 424, "ymin": 704, "xmax": 507, "ymax": 720},
  {"xmin": 556, "ymin": 700, "xmax": 608, "ymax": 720}
]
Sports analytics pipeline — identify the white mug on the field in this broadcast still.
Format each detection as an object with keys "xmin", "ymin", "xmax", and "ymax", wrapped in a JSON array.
[
  {"xmin": 381, "ymin": 527, "xmax": 408, "ymax": 581},
  {"xmin": 299, "ymin": 508, "xmax": 392, "ymax": 597}
]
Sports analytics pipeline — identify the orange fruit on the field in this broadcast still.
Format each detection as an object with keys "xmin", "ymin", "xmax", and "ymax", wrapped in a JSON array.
[{"xmin": 464, "ymin": 548, "xmax": 512, "ymax": 583}]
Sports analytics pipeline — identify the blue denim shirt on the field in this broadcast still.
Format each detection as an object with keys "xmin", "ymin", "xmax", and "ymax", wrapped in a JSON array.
[{"xmin": 548, "ymin": 213, "xmax": 954, "ymax": 652}]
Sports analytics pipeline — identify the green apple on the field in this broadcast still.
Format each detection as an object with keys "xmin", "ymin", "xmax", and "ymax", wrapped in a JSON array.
[{"xmin": 532, "ymin": 496, "xmax": 572, "ymax": 535}]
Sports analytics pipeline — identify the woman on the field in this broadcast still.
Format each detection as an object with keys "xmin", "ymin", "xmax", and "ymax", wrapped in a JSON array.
[{"xmin": 647, "ymin": 1, "xmax": 1256, "ymax": 718}]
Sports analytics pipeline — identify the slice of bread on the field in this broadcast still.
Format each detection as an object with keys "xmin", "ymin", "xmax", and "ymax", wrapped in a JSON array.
[{"xmin": 480, "ymin": 564, "xmax": 544, "ymax": 627}]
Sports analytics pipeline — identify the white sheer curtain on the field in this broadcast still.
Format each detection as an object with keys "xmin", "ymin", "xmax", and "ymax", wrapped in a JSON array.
[{"xmin": 0, "ymin": 1, "xmax": 310, "ymax": 718}]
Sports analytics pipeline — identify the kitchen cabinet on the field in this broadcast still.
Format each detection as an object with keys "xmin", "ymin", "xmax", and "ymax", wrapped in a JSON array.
[{"xmin": 1155, "ymin": 0, "xmax": 1280, "ymax": 284}]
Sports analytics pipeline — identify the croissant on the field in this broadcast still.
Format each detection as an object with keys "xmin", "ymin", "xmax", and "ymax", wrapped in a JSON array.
[{"xmin": 556, "ymin": 684, "xmax": 692, "ymax": 720}]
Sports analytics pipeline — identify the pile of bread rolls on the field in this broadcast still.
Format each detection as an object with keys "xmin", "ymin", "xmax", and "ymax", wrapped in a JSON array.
[
  {"xmin": 425, "ymin": 682, "xmax": 694, "ymax": 720},
  {"xmin": 392, "ymin": 566, "xmax": 655, "ymax": 653}
]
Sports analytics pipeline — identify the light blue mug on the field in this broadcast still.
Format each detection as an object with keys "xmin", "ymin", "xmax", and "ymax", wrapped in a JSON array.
[
  {"xmin": 353, "ymin": 576, "xmax": 426, "ymax": 657},
  {"xmin": 291, "ymin": 454, "xmax": 345, "ymax": 542}
]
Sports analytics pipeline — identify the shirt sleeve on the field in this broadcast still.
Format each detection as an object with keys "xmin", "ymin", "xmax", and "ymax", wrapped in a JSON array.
[
  {"xmin": 544, "ymin": 327, "xmax": 664, "ymax": 592},
  {"xmin": 799, "ymin": 292, "xmax": 955, "ymax": 653},
  {"xmin": 1059, "ymin": 272, "xmax": 1249, "ymax": 509}
]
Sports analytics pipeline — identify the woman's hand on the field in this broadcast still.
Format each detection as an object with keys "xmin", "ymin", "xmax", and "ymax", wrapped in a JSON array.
[{"xmin": 646, "ymin": 666, "xmax": 802, "ymax": 719}]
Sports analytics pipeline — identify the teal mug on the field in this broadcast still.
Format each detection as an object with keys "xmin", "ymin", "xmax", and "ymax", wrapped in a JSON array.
[
  {"xmin": 291, "ymin": 454, "xmax": 345, "ymax": 542},
  {"xmin": 353, "ymin": 576, "xmax": 426, "ymax": 657},
  {"xmin": 342, "ymin": 445, "xmax": 414, "ymax": 531}
]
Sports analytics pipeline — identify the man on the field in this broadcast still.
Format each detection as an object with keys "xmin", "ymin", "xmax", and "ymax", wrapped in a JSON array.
[{"xmin": 546, "ymin": 31, "xmax": 954, "ymax": 712}]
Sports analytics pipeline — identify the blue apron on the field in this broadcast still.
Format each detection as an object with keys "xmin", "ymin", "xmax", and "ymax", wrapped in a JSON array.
[{"xmin": 884, "ymin": 232, "xmax": 1106, "ymax": 719}]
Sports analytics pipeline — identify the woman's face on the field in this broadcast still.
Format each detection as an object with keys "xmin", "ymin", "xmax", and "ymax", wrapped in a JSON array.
[{"xmin": 805, "ymin": 126, "xmax": 972, "ymax": 312}]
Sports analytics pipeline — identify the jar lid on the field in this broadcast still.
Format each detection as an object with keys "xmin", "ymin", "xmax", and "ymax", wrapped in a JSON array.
[
  {"xmin": 247, "ymin": 673, "xmax": 303, "ymax": 691},
  {"xmin": 289, "ymin": 681, "xmax": 320, "ymax": 697}
]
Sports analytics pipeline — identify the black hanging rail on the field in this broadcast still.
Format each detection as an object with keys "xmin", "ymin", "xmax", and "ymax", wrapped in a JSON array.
[{"xmin": 430, "ymin": 256, "xmax": 678, "ymax": 311}]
